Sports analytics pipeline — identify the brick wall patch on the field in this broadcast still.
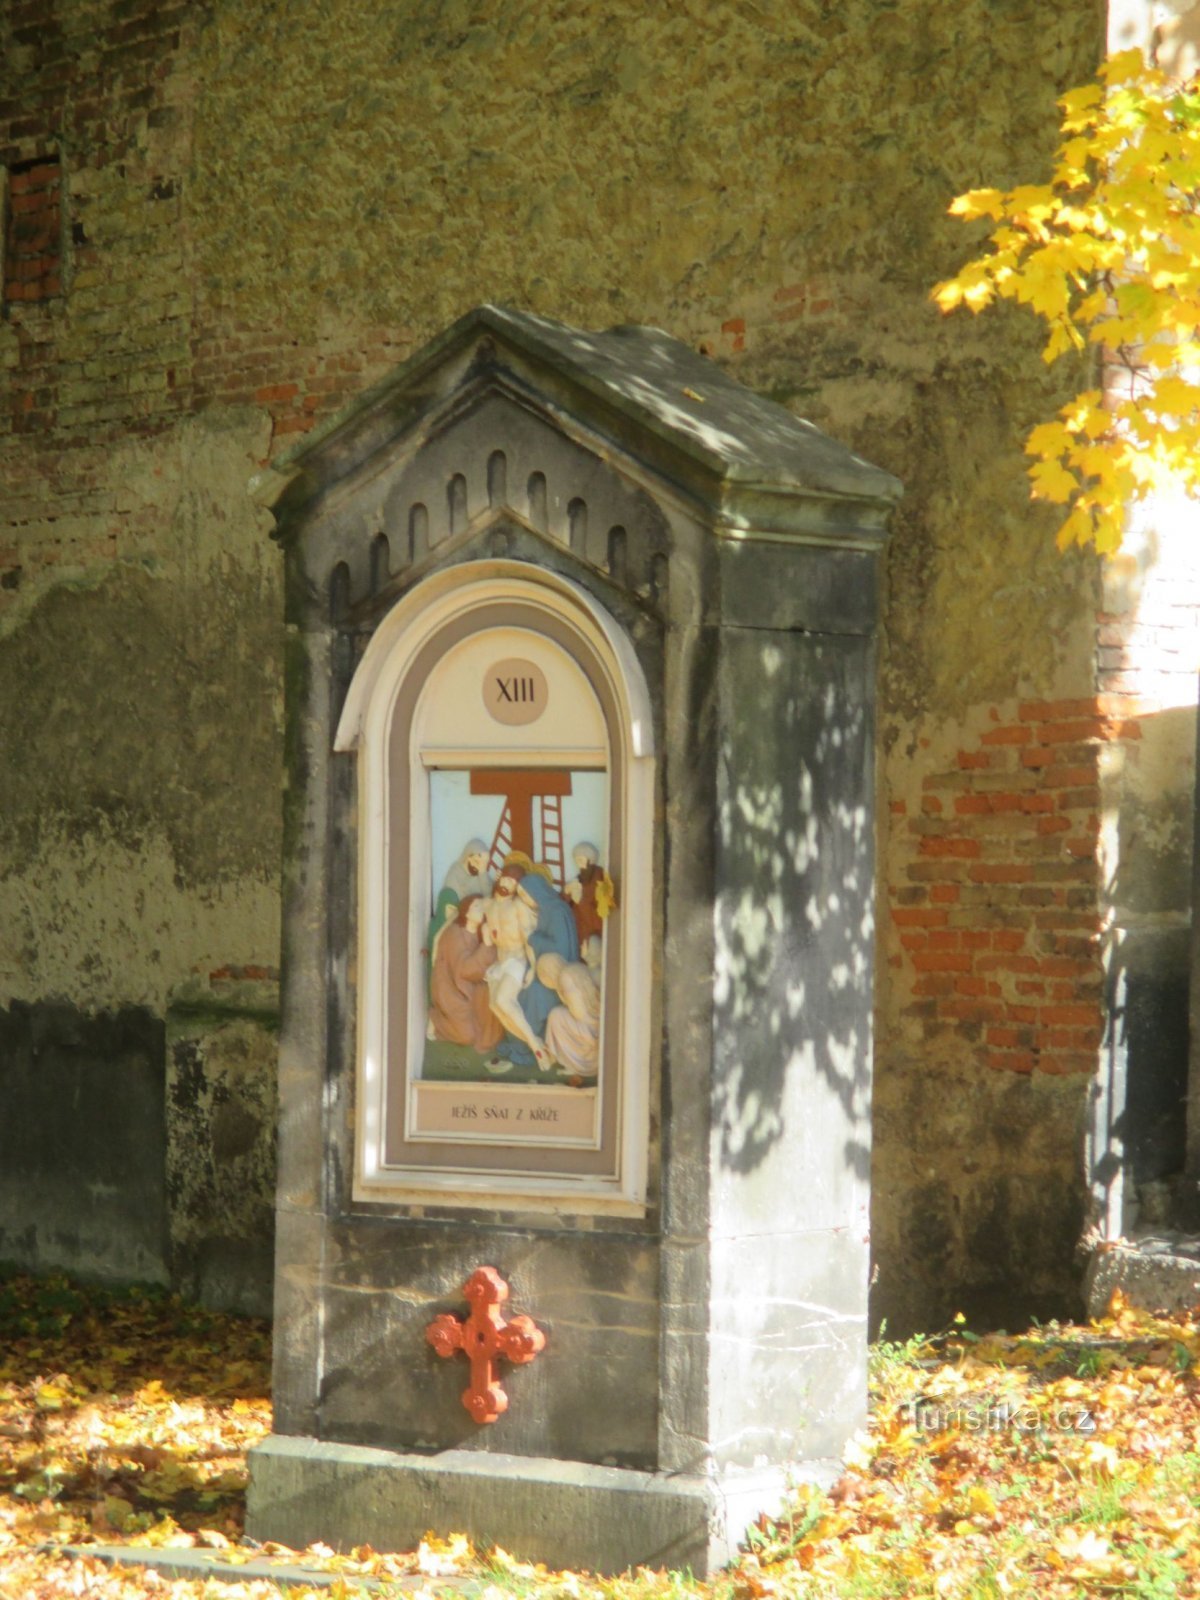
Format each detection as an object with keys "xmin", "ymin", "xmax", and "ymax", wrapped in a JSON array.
[
  {"xmin": 3, "ymin": 155, "xmax": 62, "ymax": 307},
  {"xmin": 889, "ymin": 699, "xmax": 1136, "ymax": 1077}
]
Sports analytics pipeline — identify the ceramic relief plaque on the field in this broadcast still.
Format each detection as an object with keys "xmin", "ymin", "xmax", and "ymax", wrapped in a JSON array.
[{"xmin": 337, "ymin": 567, "xmax": 653, "ymax": 1209}]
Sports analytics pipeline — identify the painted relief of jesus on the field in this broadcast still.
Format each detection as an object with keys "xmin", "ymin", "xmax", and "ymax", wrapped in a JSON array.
[
  {"xmin": 466, "ymin": 862, "xmax": 550, "ymax": 1068},
  {"xmin": 421, "ymin": 769, "xmax": 608, "ymax": 1085}
]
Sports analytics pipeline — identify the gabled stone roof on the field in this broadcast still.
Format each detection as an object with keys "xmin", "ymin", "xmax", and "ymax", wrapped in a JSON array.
[{"xmin": 253, "ymin": 304, "xmax": 901, "ymax": 542}]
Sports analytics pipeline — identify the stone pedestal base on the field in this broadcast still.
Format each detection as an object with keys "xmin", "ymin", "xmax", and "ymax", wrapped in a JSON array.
[
  {"xmin": 1085, "ymin": 1231, "xmax": 1200, "ymax": 1318},
  {"xmin": 247, "ymin": 1435, "xmax": 836, "ymax": 1576}
]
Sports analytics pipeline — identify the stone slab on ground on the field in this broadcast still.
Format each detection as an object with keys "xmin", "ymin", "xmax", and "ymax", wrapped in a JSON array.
[
  {"xmin": 1084, "ymin": 1231, "xmax": 1200, "ymax": 1318},
  {"xmin": 248, "ymin": 1433, "xmax": 833, "ymax": 1576},
  {"xmin": 57, "ymin": 1542, "xmax": 481, "ymax": 1593}
]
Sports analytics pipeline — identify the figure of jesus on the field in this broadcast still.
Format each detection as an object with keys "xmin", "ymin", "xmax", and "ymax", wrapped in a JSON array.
[{"xmin": 466, "ymin": 864, "xmax": 552, "ymax": 1069}]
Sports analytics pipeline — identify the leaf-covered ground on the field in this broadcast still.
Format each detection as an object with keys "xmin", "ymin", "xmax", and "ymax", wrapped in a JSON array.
[{"xmin": 2, "ymin": 1270, "xmax": 1200, "ymax": 1599}]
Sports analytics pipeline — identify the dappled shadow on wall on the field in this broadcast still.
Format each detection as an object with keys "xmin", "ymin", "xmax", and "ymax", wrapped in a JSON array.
[{"xmin": 712, "ymin": 629, "xmax": 873, "ymax": 1186}]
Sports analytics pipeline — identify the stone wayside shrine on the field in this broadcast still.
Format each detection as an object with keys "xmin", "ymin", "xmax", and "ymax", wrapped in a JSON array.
[{"xmin": 245, "ymin": 306, "xmax": 900, "ymax": 1574}]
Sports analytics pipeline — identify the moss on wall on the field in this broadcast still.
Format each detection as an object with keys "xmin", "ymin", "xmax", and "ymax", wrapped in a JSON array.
[
  {"xmin": 191, "ymin": 0, "xmax": 1093, "ymax": 336},
  {"xmin": 0, "ymin": 412, "xmax": 281, "ymax": 1011}
]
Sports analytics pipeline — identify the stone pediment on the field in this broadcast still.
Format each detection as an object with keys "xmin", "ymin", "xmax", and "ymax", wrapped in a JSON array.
[{"xmin": 253, "ymin": 305, "xmax": 901, "ymax": 552}]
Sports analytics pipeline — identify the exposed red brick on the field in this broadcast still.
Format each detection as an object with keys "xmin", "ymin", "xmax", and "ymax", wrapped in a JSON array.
[
  {"xmin": 976, "ymin": 953, "xmax": 1040, "ymax": 975},
  {"xmin": 941, "ymin": 998, "xmax": 1006, "ymax": 1022},
  {"xmin": 1005, "ymin": 1003, "xmax": 1038, "ymax": 1024},
  {"xmin": 1045, "ymin": 1026, "xmax": 1102, "ymax": 1049},
  {"xmin": 919, "ymin": 836, "xmax": 981, "ymax": 858},
  {"xmin": 912, "ymin": 951, "xmax": 974, "ymax": 974},
  {"xmin": 988, "ymin": 1051, "xmax": 1036, "ymax": 1074},
  {"xmin": 1037, "ymin": 814, "xmax": 1071, "ymax": 835},
  {"xmin": 913, "ymin": 975, "xmax": 956, "ymax": 998},
  {"xmin": 906, "ymin": 861, "xmax": 969, "ymax": 883},
  {"xmin": 987, "ymin": 1024, "xmax": 1031, "ymax": 1048},
  {"xmin": 272, "ymin": 414, "xmax": 316, "ymax": 437},
  {"xmin": 892, "ymin": 907, "xmax": 949, "ymax": 928},
  {"xmin": 1037, "ymin": 1054, "xmax": 1097, "ymax": 1076},
  {"xmin": 1063, "ymin": 837, "xmax": 1096, "ymax": 859},
  {"xmin": 969, "ymin": 864, "xmax": 1031, "ymax": 884},
  {"xmin": 1032, "ymin": 718, "xmax": 1114, "ymax": 744},
  {"xmin": 1041, "ymin": 764, "xmax": 1097, "ymax": 788},
  {"xmin": 255, "ymin": 381, "xmax": 300, "ymax": 404},
  {"xmin": 1040, "ymin": 1003, "xmax": 1095, "ymax": 1025},
  {"xmin": 984, "ymin": 791, "xmax": 1052, "ymax": 814}
]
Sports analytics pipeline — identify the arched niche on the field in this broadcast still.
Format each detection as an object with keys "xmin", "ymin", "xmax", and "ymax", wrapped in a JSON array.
[{"xmin": 335, "ymin": 561, "xmax": 654, "ymax": 1211}]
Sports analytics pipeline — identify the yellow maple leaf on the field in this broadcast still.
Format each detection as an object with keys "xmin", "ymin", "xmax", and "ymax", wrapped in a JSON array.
[
  {"xmin": 1029, "ymin": 459, "xmax": 1078, "ymax": 505},
  {"xmin": 1059, "ymin": 82, "xmax": 1104, "ymax": 123},
  {"xmin": 967, "ymin": 1485, "xmax": 998, "ymax": 1517},
  {"xmin": 1151, "ymin": 374, "xmax": 1200, "ymax": 416},
  {"xmin": 947, "ymin": 188, "xmax": 1006, "ymax": 221},
  {"xmin": 1025, "ymin": 420, "xmax": 1072, "ymax": 458}
]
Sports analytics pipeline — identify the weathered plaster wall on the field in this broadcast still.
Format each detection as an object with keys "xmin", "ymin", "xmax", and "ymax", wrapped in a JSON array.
[
  {"xmin": 0, "ymin": 0, "xmax": 1113, "ymax": 1324},
  {"xmin": 167, "ymin": 975, "xmax": 279, "ymax": 1316},
  {"xmin": 0, "ymin": 0, "xmax": 283, "ymax": 1294},
  {"xmin": 0, "ymin": 416, "xmax": 280, "ymax": 1007}
]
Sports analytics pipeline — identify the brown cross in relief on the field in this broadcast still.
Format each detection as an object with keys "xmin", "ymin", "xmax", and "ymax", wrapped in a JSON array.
[
  {"xmin": 469, "ymin": 768, "xmax": 572, "ymax": 859},
  {"xmin": 425, "ymin": 1266, "xmax": 546, "ymax": 1424}
]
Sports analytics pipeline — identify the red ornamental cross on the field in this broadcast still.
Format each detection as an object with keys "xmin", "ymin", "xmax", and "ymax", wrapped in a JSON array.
[{"xmin": 425, "ymin": 1266, "xmax": 546, "ymax": 1424}]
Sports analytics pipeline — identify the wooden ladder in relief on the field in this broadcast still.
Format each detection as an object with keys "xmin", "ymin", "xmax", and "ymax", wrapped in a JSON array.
[
  {"xmin": 540, "ymin": 794, "xmax": 565, "ymax": 888},
  {"xmin": 486, "ymin": 804, "xmax": 514, "ymax": 878},
  {"xmin": 484, "ymin": 792, "xmax": 566, "ymax": 888}
]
